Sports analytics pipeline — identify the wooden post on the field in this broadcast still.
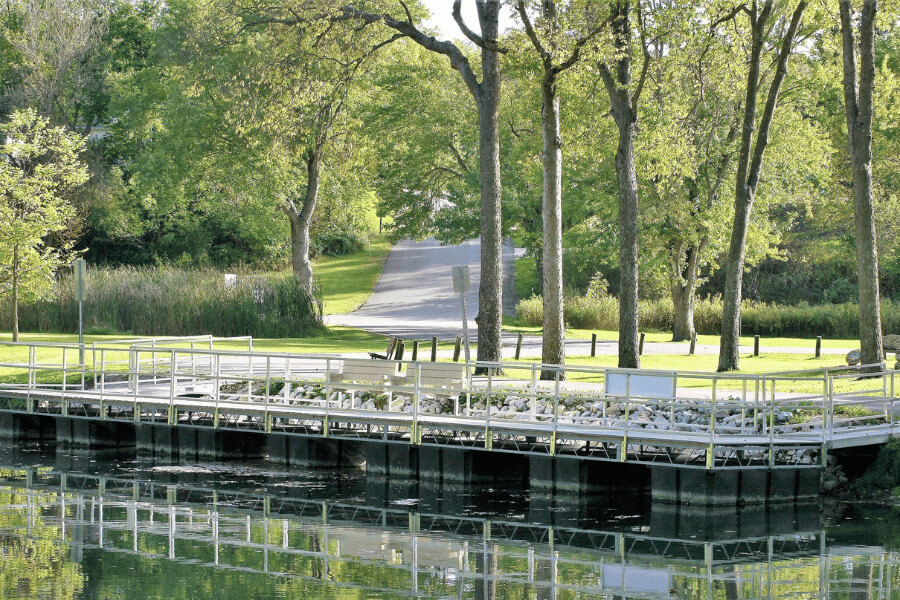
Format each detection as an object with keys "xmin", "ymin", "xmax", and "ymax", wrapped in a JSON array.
[
  {"xmin": 591, "ymin": 333, "xmax": 597, "ymax": 357},
  {"xmin": 815, "ymin": 336, "xmax": 822, "ymax": 358},
  {"xmin": 453, "ymin": 337, "xmax": 462, "ymax": 362},
  {"xmin": 395, "ymin": 340, "xmax": 405, "ymax": 361},
  {"xmin": 515, "ymin": 333, "xmax": 523, "ymax": 360},
  {"xmin": 639, "ymin": 333, "xmax": 645, "ymax": 356},
  {"xmin": 689, "ymin": 333, "xmax": 697, "ymax": 355},
  {"xmin": 431, "ymin": 337, "xmax": 438, "ymax": 362},
  {"xmin": 754, "ymin": 335, "xmax": 760, "ymax": 357},
  {"xmin": 411, "ymin": 340, "xmax": 419, "ymax": 361}
]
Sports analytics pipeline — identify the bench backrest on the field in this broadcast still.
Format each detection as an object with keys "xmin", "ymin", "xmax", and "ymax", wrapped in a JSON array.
[
  {"xmin": 415, "ymin": 362, "xmax": 466, "ymax": 389},
  {"xmin": 338, "ymin": 358, "xmax": 399, "ymax": 383}
]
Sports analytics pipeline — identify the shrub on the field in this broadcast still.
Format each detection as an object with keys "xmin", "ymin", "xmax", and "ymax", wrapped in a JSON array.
[
  {"xmin": 0, "ymin": 267, "xmax": 322, "ymax": 337},
  {"xmin": 516, "ymin": 293, "xmax": 900, "ymax": 339},
  {"xmin": 851, "ymin": 440, "xmax": 900, "ymax": 495},
  {"xmin": 311, "ymin": 230, "xmax": 367, "ymax": 258}
]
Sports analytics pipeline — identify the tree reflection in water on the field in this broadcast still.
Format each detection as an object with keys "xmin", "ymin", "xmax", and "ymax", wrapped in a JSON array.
[{"xmin": 0, "ymin": 458, "xmax": 896, "ymax": 600}]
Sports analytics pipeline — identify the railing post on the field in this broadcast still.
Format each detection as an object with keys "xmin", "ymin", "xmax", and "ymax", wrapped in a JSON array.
[
  {"xmin": 323, "ymin": 359, "xmax": 331, "ymax": 437},
  {"xmin": 484, "ymin": 366, "xmax": 492, "ymax": 450},
  {"xmin": 620, "ymin": 374, "xmax": 631, "ymax": 462},
  {"xmin": 530, "ymin": 365, "xmax": 538, "ymax": 422},
  {"xmin": 708, "ymin": 378, "xmax": 717, "ymax": 470},
  {"xmin": 133, "ymin": 348, "xmax": 140, "ymax": 422},
  {"xmin": 213, "ymin": 354, "xmax": 221, "ymax": 429},
  {"xmin": 61, "ymin": 347, "xmax": 68, "ymax": 417},
  {"xmin": 768, "ymin": 378, "xmax": 775, "ymax": 467},
  {"xmin": 99, "ymin": 349, "xmax": 106, "ymax": 420},
  {"xmin": 551, "ymin": 369, "xmax": 560, "ymax": 455},
  {"xmin": 264, "ymin": 356, "xmax": 271, "ymax": 433},
  {"xmin": 413, "ymin": 363, "xmax": 421, "ymax": 445},
  {"xmin": 168, "ymin": 349, "xmax": 177, "ymax": 426},
  {"xmin": 283, "ymin": 357, "xmax": 291, "ymax": 404},
  {"xmin": 26, "ymin": 345, "xmax": 35, "ymax": 413}
]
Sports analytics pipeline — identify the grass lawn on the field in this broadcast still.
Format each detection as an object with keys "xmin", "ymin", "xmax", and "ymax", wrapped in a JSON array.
[
  {"xmin": 313, "ymin": 235, "xmax": 392, "ymax": 315},
  {"xmin": 501, "ymin": 318, "xmax": 858, "ymax": 351}
]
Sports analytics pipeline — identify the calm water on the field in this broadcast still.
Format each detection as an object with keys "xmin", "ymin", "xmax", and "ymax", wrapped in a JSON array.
[{"xmin": 0, "ymin": 445, "xmax": 898, "ymax": 599}]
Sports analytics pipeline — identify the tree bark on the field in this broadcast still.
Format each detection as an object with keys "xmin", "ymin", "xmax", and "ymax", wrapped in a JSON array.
[
  {"xmin": 615, "ymin": 117, "xmax": 641, "ymax": 368},
  {"xmin": 474, "ymin": 4, "xmax": 504, "ymax": 365},
  {"xmin": 284, "ymin": 147, "xmax": 321, "ymax": 296},
  {"xmin": 597, "ymin": 1, "xmax": 645, "ymax": 370},
  {"xmin": 670, "ymin": 240, "xmax": 704, "ymax": 342},
  {"xmin": 717, "ymin": 1, "xmax": 806, "ymax": 371},
  {"xmin": 540, "ymin": 67, "xmax": 565, "ymax": 375},
  {"xmin": 840, "ymin": 0, "xmax": 883, "ymax": 367},
  {"xmin": 11, "ymin": 244, "xmax": 19, "ymax": 343}
]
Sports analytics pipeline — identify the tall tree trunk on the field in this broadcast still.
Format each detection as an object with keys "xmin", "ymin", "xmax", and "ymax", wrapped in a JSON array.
[
  {"xmin": 474, "ymin": 2, "xmax": 503, "ymax": 366},
  {"xmin": 671, "ymin": 284, "xmax": 695, "ymax": 342},
  {"xmin": 12, "ymin": 244, "xmax": 19, "ymax": 343},
  {"xmin": 597, "ymin": 1, "xmax": 645, "ymax": 370},
  {"xmin": 540, "ymin": 68, "xmax": 565, "ymax": 375},
  {"xmin": 615, "ymin": 118, "xmax": 640, "ymax": 368},
  {"xmin": 285, "ymin": 148, "xmax": 321, "ymax": 296},
  {"xmin": 840, "ymin": 0, "xmax": 883, "ymax": 368},
  {"xmin": 717, "ymin": 1, "xmax": 806, "ymax": 371}
]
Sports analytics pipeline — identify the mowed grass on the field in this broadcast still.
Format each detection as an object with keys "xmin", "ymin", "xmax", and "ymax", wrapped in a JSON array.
[
  {"xmin": 313, "ymin": 235, "xmax": 392, "ymax": 315},
  {"xmin": 501, "ymin": 318, "xmax": 858, "ymax": 352}
]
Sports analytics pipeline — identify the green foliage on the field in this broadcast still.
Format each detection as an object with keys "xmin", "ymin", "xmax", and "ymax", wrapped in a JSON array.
[
  {"xmin": 852, "ymin": 440, "xmax": 900, "ymax": 495},
  {"xmin": 517, "ymin": 293, "xmax": 900, "ymax": 338},
  {"xmin": 0, "ymin": 267, "xmax": 322, "ymax": 337},
  {"xmin": 311, "ymin": 229, "xmax": 368, "ymax": 259},
  {"xmin": 0, "ymin": 109, "xmax": 88, "ymax": 330}
]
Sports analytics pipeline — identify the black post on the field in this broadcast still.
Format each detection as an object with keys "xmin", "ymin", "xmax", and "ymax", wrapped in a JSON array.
[
  {"xmin": 431, "ymin": 336, "xmax": 438, "ymax": 362},
  {"xmin": 412, "ymin": 340, "xmax": 419, "ymax": 362},
  {"xmin": 453, "ymin": 337, "xmax": 462, "ymax": 362},
  {"xmin": 395, "ymin": 340, "xmax": 405, "ymax": 361},
  {"xmin": 591, "ymin": 333, "xmax": 597, "ymax": 358},
  {"xmin": 815, "ymin": 336, "xmax": 822, "ymax": 358},
  {"xmin": 689, "ymin": 333, "xmax": 697, "ymax": 355},
  {"xmin": 515, "ymin": 333, "xmax": 523, "ymax": 360},
  {"xmin": 639, "ymin": 332, "xmax": 646, "ymax": 356},
  {"xmin": 753, "ymin": 335, "xmax": 760, "ymax": 357}
]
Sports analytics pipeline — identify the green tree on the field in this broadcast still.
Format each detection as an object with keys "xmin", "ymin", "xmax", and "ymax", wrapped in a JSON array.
[
  {"xmin": 515, "ymin": 0, "xmax": 604, "ymax": 376},
  {"xmin": 0, "ymin": 109, "xmax": 88, "ymax": 340},
  {"xmin": 717, "ymin": 0, "xmax": 809, "ymax": 372}
]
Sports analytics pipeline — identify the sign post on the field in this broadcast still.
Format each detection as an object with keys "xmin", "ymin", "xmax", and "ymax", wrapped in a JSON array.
[
  {"xmin": 74, "ymin": 259, "xmax": 86, "ymax": 366},
  {"xmin": 451, "ymin": 266, "xmax": 472, "ymax": 376}
]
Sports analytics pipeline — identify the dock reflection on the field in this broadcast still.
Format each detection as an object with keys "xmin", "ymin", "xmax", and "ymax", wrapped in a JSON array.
[{"xmin": 0, "ymin": 449, "xmax": 896, "ymax": 599}]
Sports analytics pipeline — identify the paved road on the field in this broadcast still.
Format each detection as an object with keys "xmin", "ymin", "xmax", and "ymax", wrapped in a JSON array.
[{"xmin": 326, "ymin": 238, "xmax": 853, "ymax": 359}]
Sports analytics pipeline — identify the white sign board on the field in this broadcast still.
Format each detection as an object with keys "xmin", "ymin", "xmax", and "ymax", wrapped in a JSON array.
[
  {"xmin": 451, "ymin": 265, "xmax": 470, "ymax": 293},
  {"xmin": 602, "ymin": 565, "xmax": 673, "ymax": 595},
  {"xmin": 604, "ymin": 372, "xmax": 675, "ymax": 400},
  {"xmin": 74, "ymin": 259, "xmax": 86, "ymax": 302}
]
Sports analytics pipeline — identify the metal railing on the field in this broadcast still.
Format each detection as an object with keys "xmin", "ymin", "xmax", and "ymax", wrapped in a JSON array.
[{"xmin": 0, "ymin": 339, "xmax": 896, "ymax": 469}]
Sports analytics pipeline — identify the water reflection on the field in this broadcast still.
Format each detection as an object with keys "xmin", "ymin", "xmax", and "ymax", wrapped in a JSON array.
[{"xmin": 0, "ymin": 447, "xmax": 897, "ymax": 599}]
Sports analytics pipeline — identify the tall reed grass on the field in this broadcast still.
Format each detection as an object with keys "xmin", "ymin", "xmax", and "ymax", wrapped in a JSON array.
[
  {"xmin": 0, "ymin": 267, "xmax": 322, "ymax": 337},
  {"xmin": 516, "ymin": 294, "xmax": 900, "ymax": 338}
]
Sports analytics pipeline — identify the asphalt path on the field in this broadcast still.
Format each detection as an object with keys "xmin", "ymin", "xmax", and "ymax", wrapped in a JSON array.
[{"xmin": 326, "ymin": 238, "xmax": 854, "ymax": 359}]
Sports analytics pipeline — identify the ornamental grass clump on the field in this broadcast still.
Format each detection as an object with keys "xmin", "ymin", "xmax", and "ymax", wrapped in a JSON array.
[{"xmin": 0, "ymin": 266, "xmax": 321, "ymax": 337}]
